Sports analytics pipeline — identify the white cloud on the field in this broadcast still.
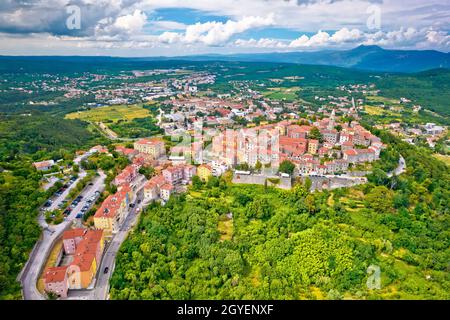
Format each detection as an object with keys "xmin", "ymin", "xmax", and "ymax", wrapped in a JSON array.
[
  {"xmin": 235, "ymin": 26, "xmax": 450, "ymax": 51},
  {"xmin": 235, "ymin": 38, "xmax": 287, "ymax": 48},
  {"xmin": 95, "ymin": 9, "xmax": 148, "ymax": 38},
  {"xmin": 159, "ymin": 14, "xmax": 275, "ymax": 46},
  {"xmin": 288, "ymin": 28, "xmax": 361, "ymax": 48},
  {"xmin": 330, "ymin": 28, "xmax": 363, "ymax": 43},
  {"xmin": 114, "ymin": 10, "xmax": 148, "ymax": 33}
]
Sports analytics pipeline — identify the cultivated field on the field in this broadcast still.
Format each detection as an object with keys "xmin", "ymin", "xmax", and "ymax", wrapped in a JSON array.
[
  {"xmin": 66, "ymin": 104, "xmax": 151, "ymax": 123},
  {"xmin": 263, "ymin": 86, "xmax": 301, "ymax": 101}
]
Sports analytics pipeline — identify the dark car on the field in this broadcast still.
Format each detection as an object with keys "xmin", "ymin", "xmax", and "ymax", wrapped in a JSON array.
[{"xmin": 104, "ymin": 267, "xmax": 109, "ymax": 274}]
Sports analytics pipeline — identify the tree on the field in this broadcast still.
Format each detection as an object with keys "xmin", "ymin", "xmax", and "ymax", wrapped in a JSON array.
[
  {"xmin": 366, "ymin": 186, "xmax": 394, "ymax": 213},
  {"xmin": 192, "ymin": 175, "xmax": 204, "ymax": 190},
  {"xmin": 304, "ymin": 177, "xmax": 312, "ymax": 191},
  {"xmin": 309, "ymin": 127, "xmax": 323, "ymax": 141},
  {"xmin": 255, "ymin": 161, "xmax": 262, "ymax": 172},
  {"xmin": 279, "ymin": 160, "xmax": 295, "ymax": 175},
  {"xmin": 139, "ymin": 166, "xmax": 155, "ymax": 180},
  {"xmin": 367, "ymin": 168, "xmax": 389, "ymax": 186}
]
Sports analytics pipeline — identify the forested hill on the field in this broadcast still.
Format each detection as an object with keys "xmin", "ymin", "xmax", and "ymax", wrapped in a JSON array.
[
  {"xmin": 1, "ymin": 45, "xmax": 449, "ymax": 73},
  {"xmin": 110, "ymin": 132, "xmax": 449, "ymax": 300},
  {"xmin": 130, "ymin": 45, "xmax": 449, "ymax": 73}
]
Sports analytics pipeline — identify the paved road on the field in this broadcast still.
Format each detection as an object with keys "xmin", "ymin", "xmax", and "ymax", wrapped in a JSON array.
[
  {"xmin": 64, "ymin": 174, "xmax": 147, "ymax": 300},
  {"xmin": 92, "ymin": 180, "xmax": 145, "ymax": 300},
  {"xmin": 20, "ymin": 167, "xmax": 106, "ymax": 300},
  {"xmin": 42, "ymin": 176, "xmax": 60, "ymax": 191},
  {"xmin": 388, "ymin": 155, "xmax": 406, "ymax": 178}
]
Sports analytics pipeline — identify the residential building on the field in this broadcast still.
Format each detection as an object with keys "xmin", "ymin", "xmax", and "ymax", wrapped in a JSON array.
[
  {"xmin": 198, "ymin": 164, "xmax": 213, "ymax": 181},
  {"xmin": 94, "ymin": 185, "xmax": 131, "ymax": 235},
  {"xmin": 33, "ymin": 160, "xmax": 55, "ymax": 171},
  {"xmin": 134, "ymin": 138, "xmax": 165, "ymax": 159},
  {"xmin": 44, "ymin": 266, "xmax": 69, "ymax": 298}
]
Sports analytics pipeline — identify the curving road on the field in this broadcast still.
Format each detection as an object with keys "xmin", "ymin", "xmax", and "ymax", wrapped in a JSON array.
[
  {"xmin": 20, "ymin": 158, "xmax": 106, "ymax": 300},
  {"xmin": 65, "ymin": 175, "xmax": 146, "ymax": 300},
  {"xmin": 388, "ymin": 155, "xmax": 406, "ymax": 178}
]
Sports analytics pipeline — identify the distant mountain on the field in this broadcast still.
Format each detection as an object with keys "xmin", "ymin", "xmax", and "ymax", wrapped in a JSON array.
[
  {"xmin": 1, "ymin": 46, "xmax": 448, "ymax": 73},
  {"xmin": 157, "ymin": 45, "xmax": 450, "ymax": 73}
]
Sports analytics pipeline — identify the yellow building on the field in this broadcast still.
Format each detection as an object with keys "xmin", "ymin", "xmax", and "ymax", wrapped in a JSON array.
[
  {"xmin": 134, "ymin": 138, "xmax": 165, "ymax": 159},
  {"xmin": 67, "ymin": 254, "xmax": 97, "ymax": 289},
  {"xmin": 65, "ymin": 229, "xmax": 104, "ymax": 290},
  {"xmin": 197, "ymin": 164, "xmax": 213, "ymax": 182},
  {"xmin": 94, "ymin": 185, "xmax": 131, "ymax": 235},
  {"xmin": 308, "ymin": 139, "xmax": 319, "ymax": 155}
]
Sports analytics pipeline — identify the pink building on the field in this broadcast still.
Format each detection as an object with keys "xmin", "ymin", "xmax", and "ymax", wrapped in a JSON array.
[
  {"xmin": 114, "ymin": 165, "xmax": 138, "ymax": 186},
  {"xmin": 62, "ymin": 229, "xmax": 86, "ymax": 255},
  {"xmin": 44, "ymin": 266, "xmax": 69, "ymax": 298}
]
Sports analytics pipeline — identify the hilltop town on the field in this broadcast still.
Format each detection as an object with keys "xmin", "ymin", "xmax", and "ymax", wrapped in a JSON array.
[{"xmin": 2, "ymin": 60, "xmax": 448, "ymax": 301}]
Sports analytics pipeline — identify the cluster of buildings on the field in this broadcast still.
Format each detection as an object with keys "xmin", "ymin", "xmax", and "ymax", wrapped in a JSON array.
[
  {"xmin": 143, "ymin": 164, "xmax": 198, "ymax": 203},
  {"xmin": 43, "ymin": 228, "xmax": 104, "ymax": 298},
  {"xmin": 205, "ymin": 111, "xmax": 384, "ymax": 176},
  {"xmin": 378, "ymin": 122, "xmax": 447, "ymax": 149}
]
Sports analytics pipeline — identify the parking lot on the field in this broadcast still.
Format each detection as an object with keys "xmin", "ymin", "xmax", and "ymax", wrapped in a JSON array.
[{"xmin": 42, "ymin": 174, "xmax": 87, "ymax": 213}]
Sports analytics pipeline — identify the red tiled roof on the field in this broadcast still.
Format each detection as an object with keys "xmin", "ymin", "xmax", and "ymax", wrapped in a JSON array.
[
  {"xmin": 94, "ymin": 185, "xmax": 130, "ymax": 219},
  {"xmin": 135, "ymin": 138, "xmax": 164, "ymax": 146},
  {"xmin": 44, "ymin": 266, "xmax": 68, "ymax": 283},
  {"xmin": 344, "ymin": 149, "xmax": 358, "ymax": 156},
  {"xmin": 71, "ymin": 253, "xmax": 95, "ymax": 272},
  {"xmin": 161, "ymin": 183, "xmax": 174, "ymax": 191},
  {"xmin": 63, "ymin": 229, "xmax": 86, "ymax": 240}
]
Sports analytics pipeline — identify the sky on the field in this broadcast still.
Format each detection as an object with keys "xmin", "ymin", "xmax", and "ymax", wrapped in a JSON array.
[{"xmin": 0, "ymin": 0, "xmax": 449, "ymax": 56}]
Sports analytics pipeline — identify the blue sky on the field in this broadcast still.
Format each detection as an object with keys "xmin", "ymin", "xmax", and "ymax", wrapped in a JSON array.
[{"xmin": 0, "ymin": 0, "xmax": 448, "ymax": 56}]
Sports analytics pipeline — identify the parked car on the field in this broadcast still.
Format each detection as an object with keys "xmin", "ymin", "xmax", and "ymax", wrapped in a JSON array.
[{"xmin": 76, "ymin": 213, "xmax": 83, "ymax": 219}]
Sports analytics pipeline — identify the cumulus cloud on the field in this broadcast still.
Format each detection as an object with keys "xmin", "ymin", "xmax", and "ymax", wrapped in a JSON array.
[
  {"xmin": 288, "ymin": 28, "xmax": 363, "ymax": 48},
  {"xmin": 0, "ymin": 0, "xmax": 143, "ymax": 37},
  {"xmin": 160, "ymin": 14, "xmax": 275, "ymax": 46},
  {"xmin": 235, "ymin": 38, "xmax": 286, "ymax": 48},
  {"xmin": 95, "ymin": 9, "xmax": 148, "ymax": 39},
  {"xmin": 234, "ymin": 26, "xmax": 450, "ymax": 51},
  {"xmin": 0, "ymin": 0, "xmax": 449, "ymax": 54}
]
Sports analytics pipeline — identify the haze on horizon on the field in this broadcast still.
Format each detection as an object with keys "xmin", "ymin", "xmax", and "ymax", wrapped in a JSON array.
[{"xmin": 0, "ymin": 0, "xmax": 449, "ymax": 56}]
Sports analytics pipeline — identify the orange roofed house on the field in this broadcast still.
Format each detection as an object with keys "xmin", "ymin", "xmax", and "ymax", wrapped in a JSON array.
[
  {"xmin": 43, "ymin": 266, "xmax": 69, "ymax": 298},
  {"xmin": 94, "ymin": 184, "xmax": 132, "ymax": 235},
  {"xmin": 67, "ymin": 229, "xmax": 104, "ymax": 290},
  {"xmin": 43, "ymin": 229, "xmax": 104, "ymax": 297}
]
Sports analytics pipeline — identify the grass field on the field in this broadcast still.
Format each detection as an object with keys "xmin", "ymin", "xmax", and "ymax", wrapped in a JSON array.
[
  {"xmin": 218, "ymin": 218, "xmax": 233, "ymax": 241},
  {"xmin": 263, "ymin": 86, "xmax": 301, "ymax": 101},
  {"xmin": 366, "ymin": 95, "xmax": 399, "ymax": 105},
  {"xmin": 66, "ymin": 104, "xmax": 151, "ymax": 123},
  {"xmin": 37, "ymin": 239, "xmax": 63, "ymax": 294},
  {"xmin": 433, "ymin": 154, "xmax": 450, "ymax": 166}
]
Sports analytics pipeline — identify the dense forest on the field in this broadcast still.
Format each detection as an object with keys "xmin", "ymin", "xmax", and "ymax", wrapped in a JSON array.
[
  {"xmin": 0, "ymin": 113, "xmax": 106, "ymax": 162},
  {"xmin": 375, "ymin": 69, "xmax": 450, "ymax": 117},
  {"xmin": 110, "ymin": 132, "xmax": 449, "ymax": 300}
]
